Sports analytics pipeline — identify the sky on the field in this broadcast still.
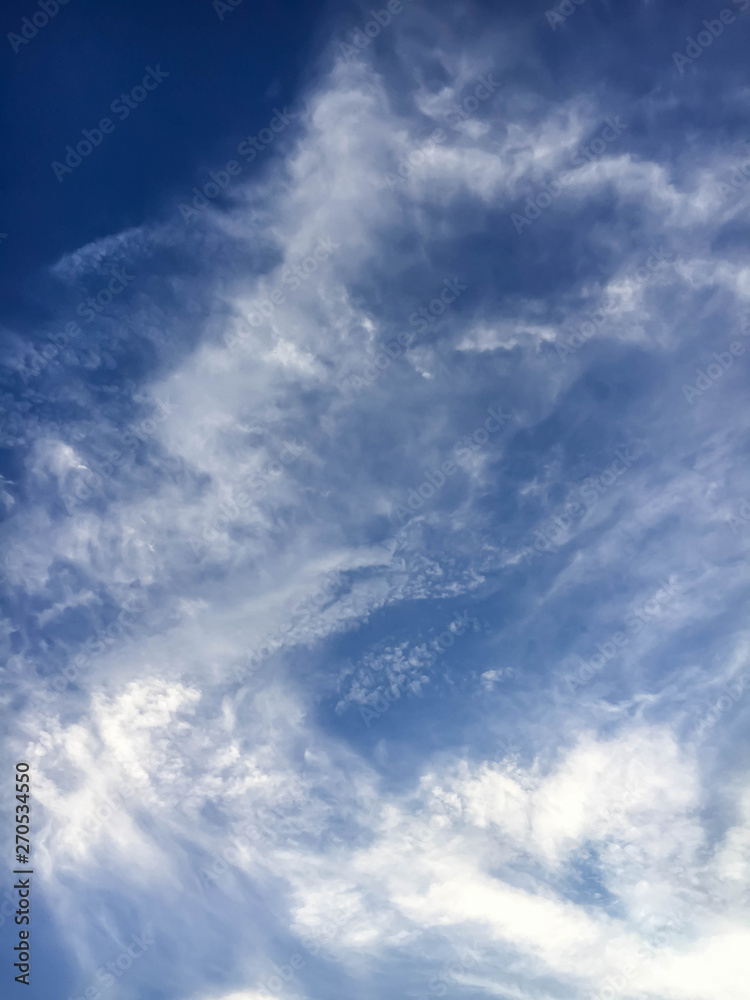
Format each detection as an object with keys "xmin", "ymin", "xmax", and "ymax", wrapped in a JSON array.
[{"xmin": 1, "ymin": 0, "xmax": 750, "ymax": 999}]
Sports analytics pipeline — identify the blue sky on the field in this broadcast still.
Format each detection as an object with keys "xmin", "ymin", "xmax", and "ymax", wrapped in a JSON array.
[{"xmin": 2, "ymin": 1, "xmax": 750, "ymax": 999}]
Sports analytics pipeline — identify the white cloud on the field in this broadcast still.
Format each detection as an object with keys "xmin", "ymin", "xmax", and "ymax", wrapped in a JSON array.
[{"xmin": 6, "ymin": 13, "xmax": 750, "ymax": 1000}]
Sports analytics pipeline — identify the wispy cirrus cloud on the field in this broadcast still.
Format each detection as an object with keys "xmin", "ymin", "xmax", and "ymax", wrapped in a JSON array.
[{"xmin": 2, "ymin": 2, "xmax": 750, "ymax": 999}]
